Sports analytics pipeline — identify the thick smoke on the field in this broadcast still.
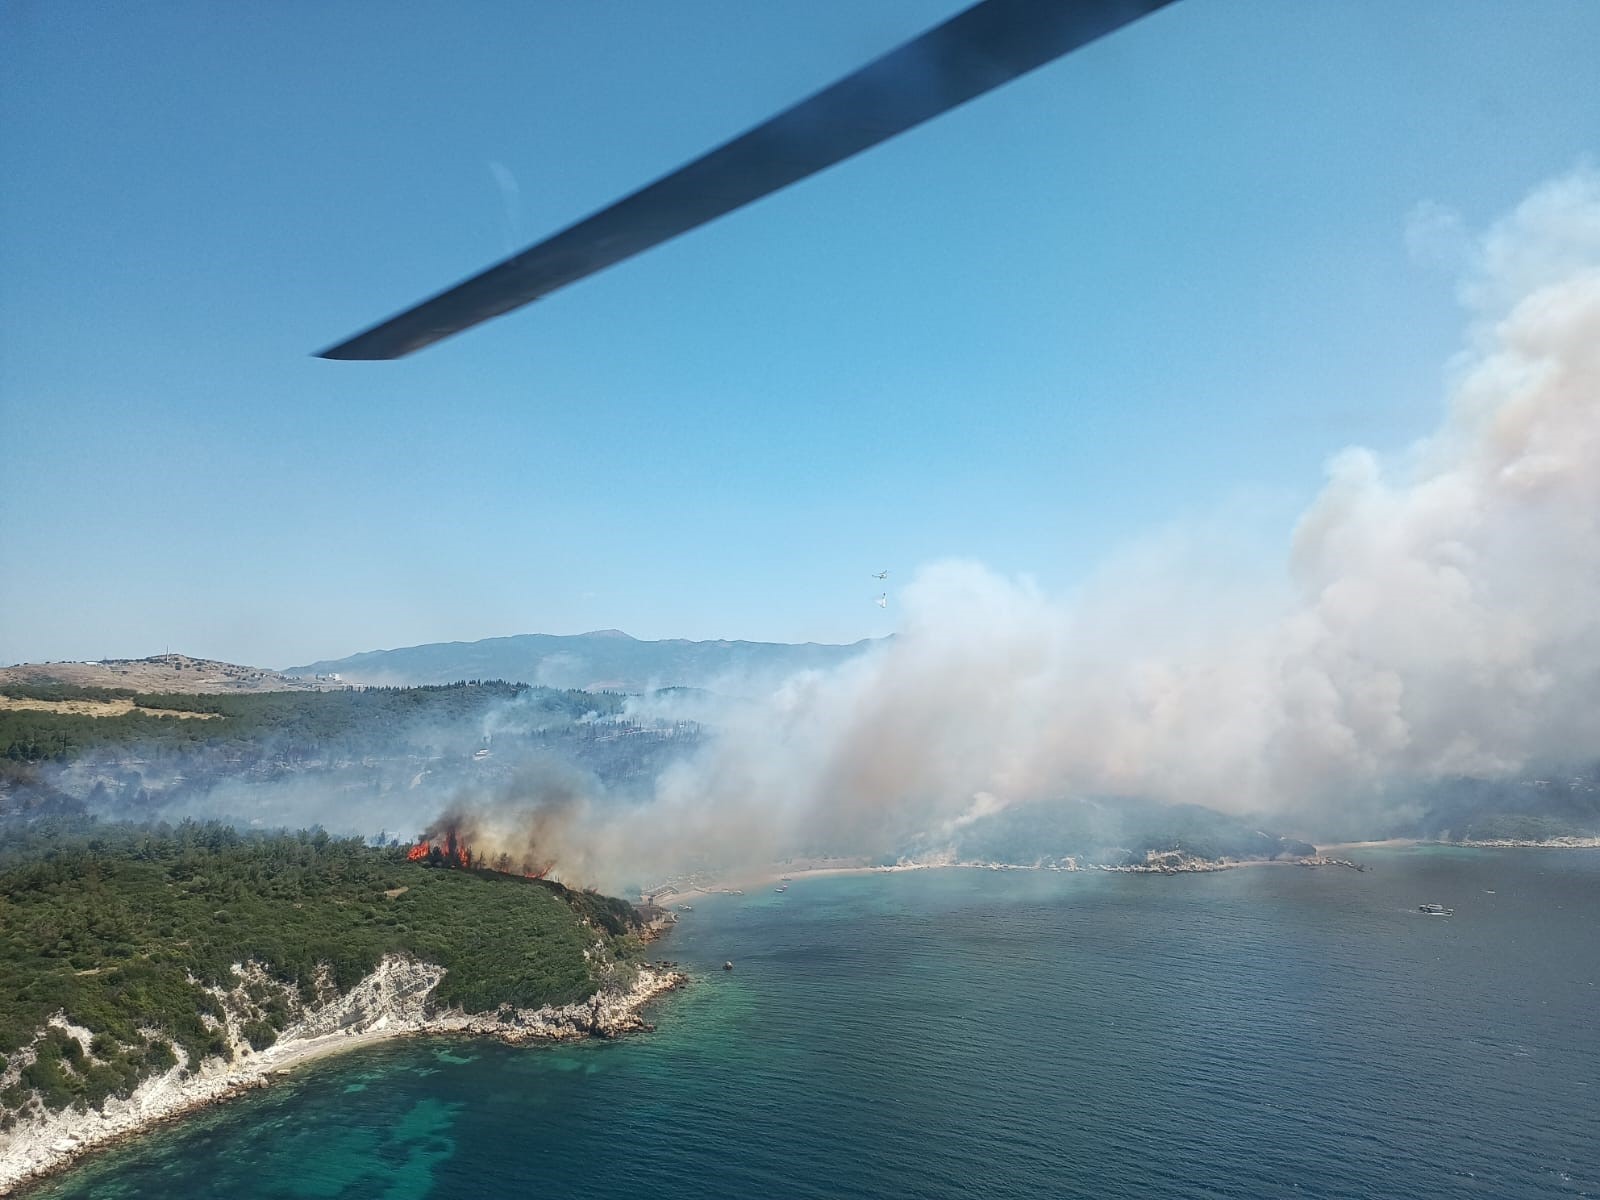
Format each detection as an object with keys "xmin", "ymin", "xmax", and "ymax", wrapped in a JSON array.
[
  {"xmin": 412, "ymin": 761, "xmax": 593, "ymax": 878},
  {"xmin": 46, "ymin": 169, "xmax": 1600, "ymax": 890},
  {"xmin": 563, "ymin": 166, "xmax": 1600, "ymax": 875}
]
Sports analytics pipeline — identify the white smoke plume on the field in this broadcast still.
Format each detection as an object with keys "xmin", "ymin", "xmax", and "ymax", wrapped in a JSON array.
[
  {"xmin": 84, "ymin": 169, "xmax": 1595, "ymax": 888},
  {"xmin": 568, "ymin": 166, "xmax": 1600, "ymax": 876}
]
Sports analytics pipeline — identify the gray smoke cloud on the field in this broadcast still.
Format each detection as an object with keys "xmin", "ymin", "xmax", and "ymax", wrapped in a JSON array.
[
  {"xmin": 557, "ymin": 166, "xmax": 1600, "ymax": 879},
  {"xmin": 48, "ymin": 169, "xmax": 1599, "ymax": 891}
]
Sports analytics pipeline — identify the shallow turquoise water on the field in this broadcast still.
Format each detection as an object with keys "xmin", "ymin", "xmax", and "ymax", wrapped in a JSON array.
[{"xmin": 32, "ymin": 849, "xmax": 1600, "ymax": 1199}]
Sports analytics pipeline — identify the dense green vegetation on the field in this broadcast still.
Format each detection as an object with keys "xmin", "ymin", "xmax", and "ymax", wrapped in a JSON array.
[
  {"xmin": 0, "ymin": 684, "xmax": 140, "ymax": 704},
  {"xmin": 0, "ymin": 681, "xmax": 697, "ymax": 837},
  {"xmin": 0, "ymin": 681, "xmax": 626, "ymax": 764},
  {"xmin": 0, "ymin": 820, "xmax": 646, "ymax": 1121},
  {"xmin": 1415, "ymin": 769, "xmax": 1600, "ymax": 841},
  {"xmin": 1448, "ymin": 812, "xmax": 1599, "ymax": 841}
]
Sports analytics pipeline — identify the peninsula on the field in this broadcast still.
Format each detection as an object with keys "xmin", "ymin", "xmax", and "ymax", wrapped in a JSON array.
[{"xmin": 0, "ymin": 821, "xmax": 682, "ymax": 1195}]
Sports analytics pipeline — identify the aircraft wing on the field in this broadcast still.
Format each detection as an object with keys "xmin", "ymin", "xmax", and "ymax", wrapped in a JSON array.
[{"xmin": 318, "ymin": 0, "xmax": 1178, "ymax": 360}]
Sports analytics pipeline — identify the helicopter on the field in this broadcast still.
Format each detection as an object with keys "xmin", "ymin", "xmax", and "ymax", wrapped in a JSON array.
[{"xmin": 318, "ymin": 0, "xmax": 1177, "ymax": 361}]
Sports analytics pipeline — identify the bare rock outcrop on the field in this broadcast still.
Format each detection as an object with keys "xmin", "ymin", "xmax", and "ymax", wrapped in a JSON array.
[{"xmin": 0, "ymin": 957, "xmax": 685, "ymax": 1196}]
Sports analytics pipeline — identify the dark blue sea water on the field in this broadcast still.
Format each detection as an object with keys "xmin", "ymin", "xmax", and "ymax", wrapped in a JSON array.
[{"xmin": 31, "ymin": 848, "xmax": 1600, "ymax": 1199}]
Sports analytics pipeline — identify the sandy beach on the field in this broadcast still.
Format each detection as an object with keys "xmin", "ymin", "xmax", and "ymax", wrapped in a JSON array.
[
  {"xmin": 658, "ymin": 855, "xmax": 1295, "ymax": 904},
  {"xmin": 1310, "ymin": 838, "xmax": 1420, "ymax": 855}
]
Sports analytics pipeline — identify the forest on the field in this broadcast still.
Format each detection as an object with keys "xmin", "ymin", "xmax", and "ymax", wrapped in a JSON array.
[
  {"xmin": 0, "ymin": 679, "xmax": 702, "ymax": 833},
  {"xmin": 0, "ymin": 818, "xmax": 648, "ymax": 1125},
  {"xmin": 0, "ymin": 681, "xmax": 623, "ymax": 764}
]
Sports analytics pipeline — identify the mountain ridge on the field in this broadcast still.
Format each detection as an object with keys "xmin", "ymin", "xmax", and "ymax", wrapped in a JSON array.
[
  {"xmin": 283, "ymin": 630, "xmax": 884, "ymax": 692},
  {"xmin": 0, "ymin": 654, "xmax": 321, "ymax": 695}
]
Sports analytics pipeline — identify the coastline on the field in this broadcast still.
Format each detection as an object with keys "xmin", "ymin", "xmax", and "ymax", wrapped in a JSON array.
[
  {"xmin": 14, "ymin": 839, "xmax": 1595, "ymax": 1194},
  {"xmin": 1311, "ymin": 838, "xmax": 1418, "ymax": 854},
  {"xmin": 0, "ymin": 959, "xmax": 686, "ymax": 1197},
  {"xmin": 1450, "ymin": 835, "xmax": 1600, "ymax": 849},
  {"xmin": 657, "ymin": 836, "xmax": 1600, "ymax": 906},
  {"xmin": 1313, "ymin": 836, "xmax": 1600, "ymax": 853},
  {"xmin": 659, "ymin": 855, "xmax": 1312, "ymax": 903}
]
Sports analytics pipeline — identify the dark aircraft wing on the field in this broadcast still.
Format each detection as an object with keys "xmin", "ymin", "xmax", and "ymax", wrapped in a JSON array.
[{"xmin": 317, "ymin": 0, "xmax": 1177, "ymax": 360}]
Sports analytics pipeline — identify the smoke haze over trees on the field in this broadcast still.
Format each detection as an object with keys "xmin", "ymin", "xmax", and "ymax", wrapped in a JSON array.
[
  {"xmin": 618, "ymin": 168, "xmax": 1600, "ymax": 859},
  {"xmin": 282, "ymin": 631, "xmax": 882, "ymax": 692},
  {"xmin": 5, "ymin": 169, "xmax": 1600, "ymax": 887}
]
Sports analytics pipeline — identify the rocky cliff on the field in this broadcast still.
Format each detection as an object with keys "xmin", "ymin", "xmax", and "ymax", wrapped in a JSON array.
[{"xmin": 0, "ymin": 955, "xmax": 685, "ymax": 1195}]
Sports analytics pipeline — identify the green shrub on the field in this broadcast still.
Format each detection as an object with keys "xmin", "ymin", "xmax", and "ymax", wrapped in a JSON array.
[
  {"xmin": 0, "ymin": 820, "xmax": 643, "ymax": 1116},
  {"xmin": 240, "ymin": 1022, "xmax": 277, "ymax": 1052}
]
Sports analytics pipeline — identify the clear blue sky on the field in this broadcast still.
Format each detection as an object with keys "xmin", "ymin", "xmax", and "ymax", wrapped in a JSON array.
[{"xmin": 4, "ymin": 0, "xmax": 1598, "ymax": 668}]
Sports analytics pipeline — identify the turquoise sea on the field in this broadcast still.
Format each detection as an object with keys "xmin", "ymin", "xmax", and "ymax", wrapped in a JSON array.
[{"xmin": 31, "ymin": 848, "xmax": 1600, "ymax": 1199}]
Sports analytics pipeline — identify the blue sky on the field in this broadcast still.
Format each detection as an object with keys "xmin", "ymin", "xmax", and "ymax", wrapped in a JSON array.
[{"xmin": 4, "ymin": 0, "xmax": 1598, "ymax": 668}]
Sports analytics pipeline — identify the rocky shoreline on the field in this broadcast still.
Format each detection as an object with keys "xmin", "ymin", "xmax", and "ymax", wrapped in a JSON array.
[
  {"xmin": 658, "ymin": 853, "xmax": 1329, "ymax": 897},
  {"xmin": 1451, "ymin": 836, "xmax": 1600, "ymax": 848},
  {"xmin": 0, "ymin": 957, "xmax": 686, "ymax": 1197},
  {"xmin": 874, "ymin": 853, "xmax": 1302, "ymax": 875}
]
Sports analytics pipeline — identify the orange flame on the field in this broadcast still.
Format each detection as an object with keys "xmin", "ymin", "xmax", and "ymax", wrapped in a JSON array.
[{"xmin": 405, "ymin": 833, "xmax": 470, "ymax": 868}]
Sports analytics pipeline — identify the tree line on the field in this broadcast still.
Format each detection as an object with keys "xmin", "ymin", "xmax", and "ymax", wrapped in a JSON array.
[{"xmin": 0, "ymin": 818, "xmax": 647, "ymax": 1125}]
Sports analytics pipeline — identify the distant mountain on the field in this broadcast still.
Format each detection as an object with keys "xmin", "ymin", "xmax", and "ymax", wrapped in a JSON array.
[
  {"xmin": 0, "ymin": 654, "xmax": 321, "ymax": 695},
  {"xmin": 283, "ymin": 630, "xmax": 882, "ymax": 692}
]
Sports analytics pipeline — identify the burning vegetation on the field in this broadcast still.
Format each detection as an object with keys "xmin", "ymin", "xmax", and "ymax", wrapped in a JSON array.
[
  {"xmin": 399, "ymin": 807, "xmax": 641, "ymax": 938},
  {"xmin": 405, "ymin": 814, "xmax": 553, "ymax": 879},
  {"xmin": 405, "ymin": 831, "xmax": 470, "ymax": 869}
]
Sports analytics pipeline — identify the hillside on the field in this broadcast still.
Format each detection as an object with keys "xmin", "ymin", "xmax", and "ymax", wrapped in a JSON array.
[
  {"xmin": 0, "ymin": 683, "xmax": 692, "ymax": 856},
  {"xmin": 1412, "ymin": 768, "xmax": 1600, "ymax": 842},
  {"xmin": 914, "ymin": 796, "xmax": 1318, "ymax": 866},
  {"xmin": 283, "ymin": 629, "xmax": 881, "ymax": 691},
  {"xmin": 0, "ymin": 680, "xmax": 616, "ymax": 767},
  {"xmin": 0, "ymin": 821, "xmax": 655, "ymax": 1125},
  {"xmin": 0, "ymin": 655, "xmax": 323, "ymax": 696}
]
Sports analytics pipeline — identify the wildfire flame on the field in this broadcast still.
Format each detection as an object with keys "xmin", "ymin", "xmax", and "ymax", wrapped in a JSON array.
[
  {"xmin": 404, "ymin": 830, "xmax": 471, "ymax": 868},
  {"xmin": 404, "ymin": 812, "xmax": 558, "ymax": 879}
]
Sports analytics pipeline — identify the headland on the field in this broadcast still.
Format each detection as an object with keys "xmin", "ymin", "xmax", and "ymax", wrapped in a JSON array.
[
  {"xmin": 0, "ymin": 823, "xmax": 685, "ymax": 1197},
  {"xmin": 0, "ymin": 957, "xmax": 684, "ymax": 1195}
]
